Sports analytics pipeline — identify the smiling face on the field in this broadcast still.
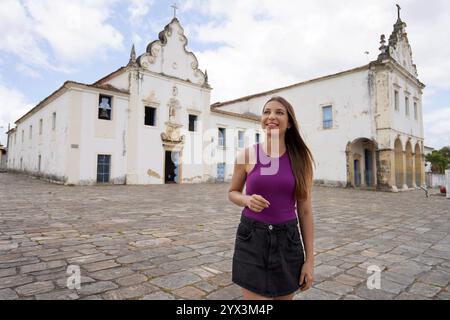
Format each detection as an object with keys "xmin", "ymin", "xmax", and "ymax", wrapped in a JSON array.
[{"xmin": 261, "ymin": 100, "xmax": 291, "ymax": 136}]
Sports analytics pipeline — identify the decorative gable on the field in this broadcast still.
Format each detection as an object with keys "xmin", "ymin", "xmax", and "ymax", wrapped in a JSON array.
[
  {"xmin": 137, "ymin": 18, "xmax": 209, "ymax": 87},
  {"xmin": 377, "ymin": 5, "xmax": 418, "ymax": 77}
]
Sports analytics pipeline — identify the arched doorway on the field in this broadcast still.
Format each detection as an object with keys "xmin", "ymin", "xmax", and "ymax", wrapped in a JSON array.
[
  {"xmin": 405, "ymin": 141, "xmax": 413, "ymax": 187},
  {"xmin": 394, "ymin": 138, "xmax": 404, "ymax": 189},
  {"xmin": 415, "ymin": 143, "xmax": 422, "ymax": 186},
  {"xmin": 346, "ymin": 138, "xmax": 377, "ymax": 188}
]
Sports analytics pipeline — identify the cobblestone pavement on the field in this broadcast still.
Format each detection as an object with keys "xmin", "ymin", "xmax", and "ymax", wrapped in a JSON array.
[{"xmin": 0, "ymin": 172, "xmax": 449, "ymax": 300}]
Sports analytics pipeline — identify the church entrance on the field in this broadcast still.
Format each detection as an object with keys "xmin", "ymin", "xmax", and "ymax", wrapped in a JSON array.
[
  {"xmin": 165, "ymin": 150, "xmax": 180, "ymax": 183},
  {"xmin": 346, "ymin": 138, "xmax": 377, "ymax": 188}
]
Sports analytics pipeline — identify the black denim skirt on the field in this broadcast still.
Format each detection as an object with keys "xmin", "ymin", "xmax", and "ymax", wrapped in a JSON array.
[{"xmin": 232, "ymin": 214, "xmax": 305, "ymax": 298}]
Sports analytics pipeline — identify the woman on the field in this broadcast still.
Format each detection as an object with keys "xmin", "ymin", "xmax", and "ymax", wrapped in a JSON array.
[{"xmin": 228, "ymin": 96, "xmax": 315, "ymax": 300}]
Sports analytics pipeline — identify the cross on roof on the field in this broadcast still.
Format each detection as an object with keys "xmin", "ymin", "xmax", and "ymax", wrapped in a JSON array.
[{"xmin": 171, "ymin": 3, "xmax": 178, "ymax": 18}]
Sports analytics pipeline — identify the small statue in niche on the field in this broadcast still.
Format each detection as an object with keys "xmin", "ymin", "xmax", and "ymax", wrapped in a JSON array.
[
  {"xmin": 168, "ymin": 98, "xmax": 180, "ymax": 123},
  {"xmin": 169, "ymin": 103, "xmax": 176, "ymax": 122}
]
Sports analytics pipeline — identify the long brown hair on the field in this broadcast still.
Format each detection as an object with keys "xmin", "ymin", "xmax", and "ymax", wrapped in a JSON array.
[{"xmin": 263, "ymin": 96, "xmax": 315, "ymax": 201}]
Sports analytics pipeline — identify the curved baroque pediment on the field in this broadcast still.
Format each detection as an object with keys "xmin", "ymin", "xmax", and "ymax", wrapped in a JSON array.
[
  {"xmin": 137, "ymin": 18, "xmax": 208, "ymax": 87},
  {"xmin": 387, "ymin": 20, "xmax": 418, "ymax": 77}
]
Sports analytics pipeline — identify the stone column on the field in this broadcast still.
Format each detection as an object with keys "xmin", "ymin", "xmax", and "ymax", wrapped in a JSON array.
[
  {"xmin": 345, "ymin": 142, "xmax": 353, "ymax": 188},
  {"xmin": 411, "ymin": 152, "xmax": 416, "ymax": 188},
  {"xmin": 376, "ymin": 149, "xmax": 395, "ymax": 191},
  {"xmin": 402, "ymin": 150, "xmax": 408, "ymax": 190}
]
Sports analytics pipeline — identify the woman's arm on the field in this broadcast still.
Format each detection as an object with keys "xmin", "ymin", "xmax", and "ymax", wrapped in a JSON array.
[
  {"xmin": 297, "ymin": 195, "xmax": 314, "ymax": 291},
  {"xmin": 228, "ymin": 149, "xmax": 251, "ymax": 207},
  {"xmin": 228, "ymin": 149, "xmax": 269, "ymax": 212}
]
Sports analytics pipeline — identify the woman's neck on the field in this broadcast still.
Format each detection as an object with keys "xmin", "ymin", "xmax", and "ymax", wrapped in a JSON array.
[{"xmin": 262, "ymin": 136, "xmax": 286, "ymax": 157}]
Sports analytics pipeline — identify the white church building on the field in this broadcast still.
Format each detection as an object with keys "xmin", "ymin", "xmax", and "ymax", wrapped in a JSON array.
[{"xmin": 6, "ymin": 7, "xmax": 426, "ymax": 192}]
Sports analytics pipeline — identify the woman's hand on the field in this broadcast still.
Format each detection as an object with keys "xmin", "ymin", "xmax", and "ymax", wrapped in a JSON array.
[
  {"xmin": 245, "ymin": 194, "xmax": 270, "ymax": 213},
  {"xmin": 299, "ymin": 260, "xmax": 314, "ymax": 291}
]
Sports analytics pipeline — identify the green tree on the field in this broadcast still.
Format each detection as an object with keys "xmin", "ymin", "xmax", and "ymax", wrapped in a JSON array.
[
  {"xmin": 439, "ymin": 146, "xmax": 450, "ymax": 166},
  {"xmin": 426, "ymin": 150, "xmax": 448, "ymax": 173}
]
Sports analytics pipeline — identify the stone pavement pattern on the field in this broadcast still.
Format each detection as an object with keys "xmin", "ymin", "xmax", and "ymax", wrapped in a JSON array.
[{"xmin": 0, "ymin": 172, "xmax": 449, "ymax": 300}]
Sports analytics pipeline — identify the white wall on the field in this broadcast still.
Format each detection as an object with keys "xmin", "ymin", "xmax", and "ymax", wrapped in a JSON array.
[
  {"xmin": 389, "ymin": 70, "xmax": 423, "ymax": 149},
  {"xmin": 134, "ymin": 72, "xmax": 212, "ymax": 184},
  {"xmin": 7, "ymin": 91, "xmax": 70, "ymax": 182},
  {"xmin": 386, "ymin": 68, "xmax": 424, "ymax": 164},
  {"xmin": 103, "ymin": 71, "xmax": 129, "ymax": 92},
  {"xmin": 209, "ymin": 112, "xmax": 261, "ymax": 182},
  {"xmin": 77, "ymin": 88, "xmax": 130, "ymax": 185}
]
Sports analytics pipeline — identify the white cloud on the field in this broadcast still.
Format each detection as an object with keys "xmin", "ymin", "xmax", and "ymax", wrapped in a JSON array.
[
  {"xmin": 0, "ymin": 0, "xmax": 50, "ymax": 70},
  {"xmin": 0, "ymin": 0, "xmax": 124, "ymax": 75},
  {"xmin": 132, "ymin": 33, "xmax": 143, "ymax": 48},
  {"xmin": 0, "ymin": 83, "xmax": 34, "ymax": 147},
  {"xmin": 424, "ymin": 107, "xmax": 450, "ymax": 149},
  {"xmin": 24, "ymin": 0, "xmax": 124, "ymax": 64},
  {"xmin": 128, "ymin": 0, "xmax": 153, "ymax": 26},
  {"xmin": 15, "ymin": 64, "xmax": 42, "ymax": 79},
  {"xmin": 182, "ymin": 0, "xmax": 450, "ymax": 103}
]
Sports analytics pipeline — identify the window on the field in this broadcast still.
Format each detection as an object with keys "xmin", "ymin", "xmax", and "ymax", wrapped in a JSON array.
[
  {"xmin": 218, "ymin": 128, "xmax": 226, "ymax": 147},
  {"xmin": 97, "ymin": 154, "xmax": 111, "ymax": 183},
  {"xmin": 20, "ymin": 158, "xmax": 23, "ymax": 170},
  {"xmin": 255, "ymin": 132, "xmax": 260, "ymax": 144},
  {"xmin": 405, "ymin": 96, "xmax": 410, "ymax": 117},
  {"xmin": 394, "ymin": 90, "xmax": 399, "ymax": 111},
  {"xmin": 22, "ymin": 130, "xmax": 24, "ymax": 143},
  {"xmin": 52, "ymin": 112, "xmax": 56, "ymax": 130},
  {"xmin": 98, "ymin": 95, "xmax": 112, "ymax": 120},
  {"xmin": 39, "ymin": 119, "xmax": 43, "ymax": 135},
  {"xmin": 14, "ymin": 133, "xmax": 16, "ymax": 145},
  {"xmin": 29, "ymin": 125, "xmax": 32, "ymax": 139},
  {"xmin": 238, "ymin": 130, "xmax": 244, "ymax": 148},
  {"xmin": 414, "ymin": 102, "xmax": 418, "ymax": 120},
  {"xmin": 189, "ymin": 114, "xmax": 198, "ymax": 132},
  {"xmin": 145, "ymin": 106, "xmax": 156, "ymax": 126},
  {"xmin": 322, "ymin": 105, "xmax": 333, "ymax": 129},
  {"xmin": 38, "ymin": 155, "xmax": 41, "ymax": 172}
]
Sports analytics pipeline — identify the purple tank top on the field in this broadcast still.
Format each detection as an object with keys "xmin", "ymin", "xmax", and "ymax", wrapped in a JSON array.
[{"xmin": 242, "ymin": 143, "xmax": 297, "ymax": 224}]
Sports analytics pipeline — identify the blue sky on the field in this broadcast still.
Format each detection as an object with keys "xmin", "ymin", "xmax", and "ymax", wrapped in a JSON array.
[{"xmin": 0, "ymin": 0, "xmax": 449, "ymax": 149}]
